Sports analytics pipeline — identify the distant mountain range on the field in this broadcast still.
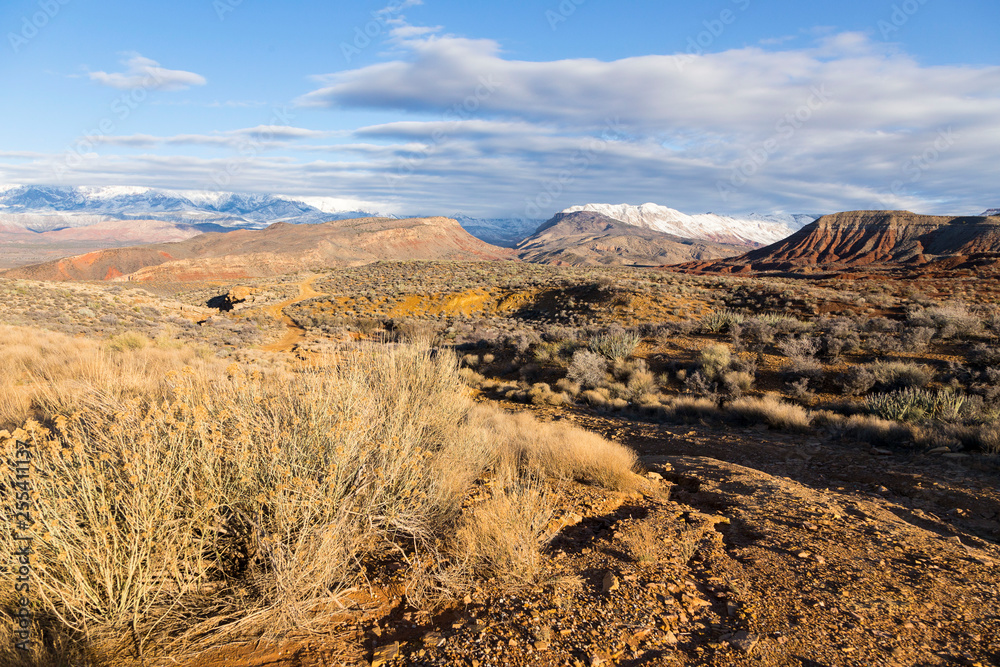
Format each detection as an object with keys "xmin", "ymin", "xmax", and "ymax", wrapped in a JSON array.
[
  {"xmin": 0, "ymin": 185, "xmax": 373, "ymax": 232},
  {"xmin": 0, "ymin": 186, "xmax": 829, "ymax": 270},
  {"xmin": 983, "ymin": 209, "xmax": 1000, "ymax": 217}
]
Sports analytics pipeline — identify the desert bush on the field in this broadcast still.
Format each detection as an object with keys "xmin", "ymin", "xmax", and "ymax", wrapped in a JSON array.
[
  {"xmin": 395, "ymin": 319, "xmax": 440, "ymax": 345},
  {"xmin": 900, "ymin": 326, "xmax": 936, "ymax": 352},
  {"xmin": 786, "ymin": 377, "xmax": 815, "ymax": 401},
  {"xmin": 865, "ymin": 332, "xmax": 903, "ymax": 355},
  {"xmin": 0, "ymin": 339, "xmax": 646, "ymax": 660},
  {"xmin": 698, "ymin": 344, "xmax": 731, "ymax": 381},
  {"xmin": 528, "ymin": 382, "xmax": 570, "ymax": 406},
  {"xmin": 726, "ymin": 394, "xmax": 812, "ymax": 431},
  {"xmin": 978, "ymin": 425, "xmax": 1000, "ymax": 454},
  {"xmin": 582, "ymin": 388, "xmax": 610, "ymax": 408},
  {"xmin": 626, "ymin": 367, "xmax": 657, "ymax": 401},
  {"xmin": 778, "ymin": 335, "xmax": 819, "ymax": 360},
  {"xmin": 741, "ymin": 319, "xmax": 776, "ymax": 346},
  {"xmin": 567, "ymin": 349, "xmax": 608, "ymax": 388},
  {"xmin": 836, "ymin": 366, "xmax": 877, "ymax": 396},
  {"xmin": 0, "ymin": 325, "xmax": 226, "ymax": 429},
  {"xmin": 969, "ymin": 344, "xmax": 1000, "ymax": 367},
  {"xmin": 589, "ymin": 326, "xmax": 641, "ymax": 361},
  {"xmin": 756, "ymin": 312, "xmax": 800, "ymax": 329},
  {"xmin": 555, "ymin": 378, "xmax": 581, "ymax": 397},
  {"xmin": 683, "ymin": 370, "xmax": 717, "ymax": 398},
  {"xmin": 722, "ymin": 370, "xmax": 755, "ymax": 397},
  {"xmin": 458, "ymin": 367, "xmax": 486, "ymax": 387},
  {"xmin": 778, "ymin": 335, "xmax": 823, "ymax": 376},
  {"xmin": 909, "ymin": 304, "xmax": 982, "ymax": 340},
  {"xmin": 869, "ymin": 361, "xmax": 934, "ymax": 390}
]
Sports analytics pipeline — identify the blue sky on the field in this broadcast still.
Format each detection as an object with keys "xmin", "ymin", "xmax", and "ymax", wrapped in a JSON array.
[{"xmin": 2, "ymin": 0, "xmax": 998, "ymax": 217}]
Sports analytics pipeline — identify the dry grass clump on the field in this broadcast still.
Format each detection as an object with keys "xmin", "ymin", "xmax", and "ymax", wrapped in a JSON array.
[
  {"xmin": 0, "ymin": 334, "xmax": 644, "ymax": 663},
  {"xmin": 467, "ymin": 408, "xmax": 646, "ymax": 494},
  {"xmin": 726, "ymin": 394, "xmax": 813, "ymax": 431},
  {"xmin": 659, "ymin": 396, "xmax": 721, "ymax": 422},
  {"xmin": 452, "ymin": 486, "xmax": 553, "ymax": 586},
  {"xmin": 814, "ymin": 412, "xmax": 916, "ymax": 446},
  {"xmin": 0, "ymin": 325, "xmax": 228, "ymax": 429}
]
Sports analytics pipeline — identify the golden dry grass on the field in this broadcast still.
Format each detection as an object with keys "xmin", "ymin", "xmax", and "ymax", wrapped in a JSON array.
[
  {"xmin": 0, "ymin": 327, "xmax": 645, "ymax": 665},
  {"xmin": 726, "ymin": 394, "xmax": 813, "ymax": 431}
]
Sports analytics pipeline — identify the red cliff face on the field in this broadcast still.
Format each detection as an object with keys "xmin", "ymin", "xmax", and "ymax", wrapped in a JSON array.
[{"xmin": 678, "ymin": 211, "xmax": 1000, "ymax": 274}]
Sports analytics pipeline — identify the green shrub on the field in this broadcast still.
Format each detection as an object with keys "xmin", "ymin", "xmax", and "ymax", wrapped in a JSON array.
[
  {"xmin": 865, "ymin": 388, "xmax": 967, "ymax": 423},
  {"xmin": 589, "ymin": 327, "xmax": 641, "ymax": 361},
  {"xmin": 701, "ymin": 309, "xmax": 745, "ymax": 333}
]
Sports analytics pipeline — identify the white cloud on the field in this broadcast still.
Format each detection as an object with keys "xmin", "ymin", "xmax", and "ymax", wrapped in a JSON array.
[
  {"xmin": 89, "ymin": 126, "xmax": 335, "ymax": 149},
  {"xmin": 87, "ymin": 54, "xmax": 207, "ymax": 91},
  {"xmin": 6, "ymin": 31, "xmax": 998, "ymax": 218}
]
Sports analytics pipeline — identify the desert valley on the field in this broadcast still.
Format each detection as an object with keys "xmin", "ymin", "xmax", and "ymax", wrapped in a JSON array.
[
  {"xmin": 3, "ymin": 1, "xmax": 1000, "ymax": 665},
  {"xmin": 2, "ymin": 190, "xmax": 999, "ymax": 667}
]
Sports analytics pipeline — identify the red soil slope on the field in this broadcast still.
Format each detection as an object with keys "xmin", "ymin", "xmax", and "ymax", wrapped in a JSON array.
[{"xmin": 2, "ymin": 217, "xmax": 515, "ymax": 282}]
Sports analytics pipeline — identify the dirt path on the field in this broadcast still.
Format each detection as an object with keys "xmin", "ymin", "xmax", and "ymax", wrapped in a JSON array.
[{"xmin": 260, "ymin": 274, "xmax": 321, "ymax": 352}]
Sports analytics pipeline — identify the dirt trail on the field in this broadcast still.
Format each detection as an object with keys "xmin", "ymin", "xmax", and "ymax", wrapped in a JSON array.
[{"xmin": 260, "ymin": 274, "xmax": 321, "ymax": 352}]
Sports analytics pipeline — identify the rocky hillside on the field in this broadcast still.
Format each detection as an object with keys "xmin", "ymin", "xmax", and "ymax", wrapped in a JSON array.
[
  {"xmin": 517, "ymin": 211, "xmax": 743, "ymax": 266},
  {"xmin": 2, "ymin": 216, "xmax": 514, "ymax": 282},
  {"xmin": 679, "ymin": 210, "xmax": 1000, "ymax": 274}
]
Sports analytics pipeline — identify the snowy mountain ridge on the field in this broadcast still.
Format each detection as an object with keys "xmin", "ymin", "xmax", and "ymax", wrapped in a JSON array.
[
  {"xmin": 0, "ymin": 185, "xmax": 388, "ymax": 232},
  {"xmin": 561, "ymin": 203, "xmax": 817, "ymax": 247}
]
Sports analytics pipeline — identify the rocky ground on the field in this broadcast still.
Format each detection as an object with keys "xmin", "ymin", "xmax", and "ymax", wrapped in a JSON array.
[{"xmin": 169, "ymin": 402, "xmax": 1000, "ymax": 667}]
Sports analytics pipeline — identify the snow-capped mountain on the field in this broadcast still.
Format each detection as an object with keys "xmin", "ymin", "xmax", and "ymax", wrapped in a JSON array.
[
  {"xmin": 0, "ymin": 185, "xmax": 386, "ymax": 232},
  {"xmin": 560, "ymin": 203, "xmax": 817, "ymax": 247},
  {"xmin": 982, "ymin": 209, "xmax": 1000, "ymax": 217}
]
